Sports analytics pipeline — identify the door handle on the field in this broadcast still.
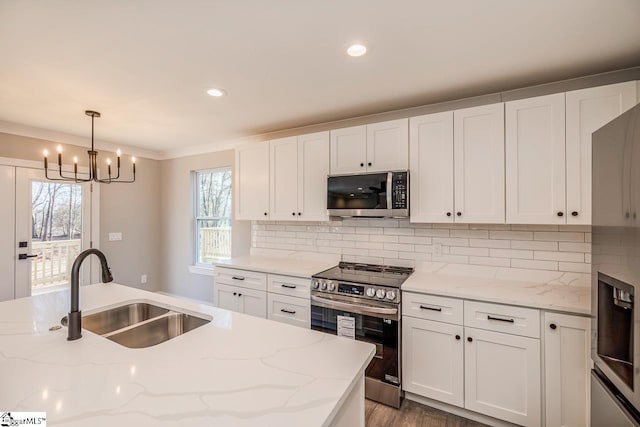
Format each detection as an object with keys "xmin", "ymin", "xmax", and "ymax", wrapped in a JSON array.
[{"xmin": 18, "ymin": 254, "xmax": 38, "ymax": 260}]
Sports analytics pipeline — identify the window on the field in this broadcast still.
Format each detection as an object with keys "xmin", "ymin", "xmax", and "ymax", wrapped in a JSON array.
[{"xmin": 195, "ymin": 168, "xmax": 232, "ymax": 264}]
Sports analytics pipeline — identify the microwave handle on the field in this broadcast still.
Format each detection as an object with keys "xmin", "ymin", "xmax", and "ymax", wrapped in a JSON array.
[{"xmin": 387, "ymin": 172, "xmax": 393, "ymax": 209}]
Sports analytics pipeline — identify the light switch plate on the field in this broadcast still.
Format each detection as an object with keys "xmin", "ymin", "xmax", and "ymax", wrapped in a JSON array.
[{"xmin": 109, "ymin": 232, "xmax": 123, "ymax": 241}]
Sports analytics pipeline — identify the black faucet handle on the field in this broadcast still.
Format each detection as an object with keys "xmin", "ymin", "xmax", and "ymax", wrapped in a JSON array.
[{"xmin": 60, "ymin": 315, "xmax": 68, "ymax": 326}]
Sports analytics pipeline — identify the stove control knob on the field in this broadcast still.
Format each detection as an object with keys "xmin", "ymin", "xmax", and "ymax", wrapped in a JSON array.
[
  {"xmin": 376, "ymin": 289, "xmax": 386, "ymax": 299},
  {"xmin": 366, "ymin": 288, "xmax": 376, "ymax": 298},
  {"xmin": 386, "ymin": 290, "xmax": 397, "ymax": 301},
  {"xmin": 328, "ymin": 282, "xmax": 336, "ymax": 291},
  {"xmin": 312, "ymin": 280, "xmax": 319, "ymax": 290},
  {"xmin": 320, "ymin": 281, "xmax": 327, "ymax": 290}
]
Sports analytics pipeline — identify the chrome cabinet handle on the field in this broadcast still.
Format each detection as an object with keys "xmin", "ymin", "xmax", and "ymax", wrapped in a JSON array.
[{"xmin": 487, "ymin": 315, "xmax": 514, "ymax": 323}]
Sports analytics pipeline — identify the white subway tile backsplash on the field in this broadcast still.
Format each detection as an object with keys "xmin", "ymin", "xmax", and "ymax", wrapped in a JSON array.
[
  {"xmin": 534, "ymin": 232, "xmax": 585, "ymax": 242},
  {"xmin": 511, "ymin": 259, "xmax": 559, "ymax": 271},
  {"xmin": 251, "ymin": 221, "xmax": 590, "ymax": 275},
  {"xmin": 534, "ymin": 251, "xmax": 584, "ymax": 262},
  {"xmin": 489, "ymin": 248, "xmax": 534, "ymax": 259},
  {"xmin": 489, "ymin": 230, "xmax": 534, "ymax": 240}
]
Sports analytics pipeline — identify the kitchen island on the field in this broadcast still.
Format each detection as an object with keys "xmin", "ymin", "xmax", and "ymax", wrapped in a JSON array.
[{"xmin": 0, "ymin": 283, "xmax": 374, "ymax": 426}]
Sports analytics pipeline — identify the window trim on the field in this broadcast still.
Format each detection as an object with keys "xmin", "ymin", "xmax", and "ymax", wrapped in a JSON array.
[{"xmin": 194, "ymin": 167, "xmax": 232, "ymax": 266}]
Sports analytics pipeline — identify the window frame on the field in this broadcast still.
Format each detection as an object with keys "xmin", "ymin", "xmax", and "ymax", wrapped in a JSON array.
[{"xmin": 194, "ymin": 167, "xmax": 232, "ymax": 266}]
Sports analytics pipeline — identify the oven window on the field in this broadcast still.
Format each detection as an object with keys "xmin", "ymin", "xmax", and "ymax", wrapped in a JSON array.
[
  {"xmin": 311, "ymin": 305, "xmax": 399, "ymax": 385},
  {"xmin": 598, "ymin": 273, "xmax": 634, "ymax": 390},
  {"xmin": 327, "ymin": 173, "xmax": 388, "ymax": 210}
]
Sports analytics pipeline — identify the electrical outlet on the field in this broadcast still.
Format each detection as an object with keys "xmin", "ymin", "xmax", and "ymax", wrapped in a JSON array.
[
  {"xmin": 433, "ymin": 243, "xmax": 442, "ymax": 257},
  {"xmin": 108, "ymin": 232, "xmax": 122, "ymax": 241},
  {"xmin": 140, "ymin": 274, "xmax": 147, "ymax": 284}
]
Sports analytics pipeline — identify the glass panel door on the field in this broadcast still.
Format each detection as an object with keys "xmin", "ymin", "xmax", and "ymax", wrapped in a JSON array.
[{"xmin": 30, "ymin": 181, "xmax": 83, "ymax": 294}]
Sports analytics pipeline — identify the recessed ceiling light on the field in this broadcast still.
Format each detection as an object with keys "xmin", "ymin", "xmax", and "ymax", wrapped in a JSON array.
[
  {"xmin": 207, "ymin": 88, "xmax": 226, "ymax": 97},
  {"xmin": 347, "ymin": 44, "xmax": 367, "ymax": 57}
]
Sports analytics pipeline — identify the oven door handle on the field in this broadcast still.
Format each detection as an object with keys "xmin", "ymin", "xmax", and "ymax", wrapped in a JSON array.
[{"xmin": 311, "ymin": 295, "xmax": 398, "ymax": 318}]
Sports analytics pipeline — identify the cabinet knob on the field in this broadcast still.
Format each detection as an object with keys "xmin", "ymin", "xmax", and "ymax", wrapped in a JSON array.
[
  {"xmin": 467, "ymin": 337, "xmax": 473, "ymax": 342},
  {"xmin": 455, "ymin": 334, "xmax": 461, "ymax": 340},
  {"xmin": 238, "ymin": 293, "xmax": 242, "ymax": 297},
  {"xmin": 298, "ymin": 212, "xmax": 301, "ymax": 216},
  {"xmin": 550, "ymin": 323, "xmax": 557, "ymax": 330},
  {"xmin": 360, "ymin": 163, "xmax": 364, "ymax": 167},
  {"xmin": 264, "ymin": 212, "xmax": 268, "ymax": 216},
  {"xmin": 233, "ymin": 292, "xmax": 237, "ymax": 296},
  {"xmin": 292, "ymin": 212, "xmax": 296, "ymax": 216},
  {"xmin": 557, "ymin": 211, "xmax": 564, "ymax": 217},
  {"xmin": 571, "ymin": 211, "xmax": 579, "ymax": 217},
  {"xmin": 368, "ymin": 162, "xmax": 372, "ymax": 167},
  {"xmin": 446, "ymin": 212, "xmax": 452, "ymax": 217},
  {"xmin": 456, "ymin": 212, "xmax": 462, "ymax": 217}
]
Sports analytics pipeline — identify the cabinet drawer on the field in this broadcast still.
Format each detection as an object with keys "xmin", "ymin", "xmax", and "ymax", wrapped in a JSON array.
[
  {"xmin": 215, "ymin": 267, "xmax": 267, "ymax": 292},
  {"xmin": 403, "ymin": 292, "xmax": 463, "ymax": 325},
  {"xmin": 267, "ymin": 293, "xmax": 310, "ymax": 329},
  {"xmin": 464, "ymin": 301, "xmax": 540, "ymax": 338},
  {"xmin": 268, "ymin": 274, "xmax": 310, "ymax": 299}
]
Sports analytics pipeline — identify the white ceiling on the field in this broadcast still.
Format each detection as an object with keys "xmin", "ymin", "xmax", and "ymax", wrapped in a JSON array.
[{"xmin": 1, "ymin": 0, "xmax": 640, "ymax": 158}]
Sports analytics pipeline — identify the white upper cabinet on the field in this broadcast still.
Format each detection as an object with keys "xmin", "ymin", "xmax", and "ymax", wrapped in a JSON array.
[
  {"xmin": 454, "ymin": 103, "xmax": 505, "ymax": 223},
  {"xmin": 297, "ymin": 131, "xmax": 330, "ymax": 221},
  {"xmin": 506, "ymin": 93, "xmax": 566, "ymax": 224},
  {"xmin": 565, "ymin": 82, "xmax": 638, "ymax": 224},
  {"xmin": 270, "ymin": 132, "xmax": 330, "ymax": 221},
  {"xmin": 235, "ymin": 142, "xmax": 270, "ymax": 220},
  {"xmin": 366, "ymin": 118, "xmax": 409, "ymax": 172},
  {"xmin": 270, "ymin": 136, "xmax": 299, "ymax": 220},
  {"xmin": 409, "ymin": 112, "xmax": 454, "ymax": 223},
  {"xmin": 330, "ymin": 125, "xmax": 367, "ymax": 174},
  {"xmin": 330, "ymin": 119, "xmax": 408, "ymax": 174}
]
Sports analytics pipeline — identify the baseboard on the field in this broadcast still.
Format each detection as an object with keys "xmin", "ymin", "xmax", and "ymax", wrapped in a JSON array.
[{"xmin": 404, "ymin": 392, "xmax": 519, "ymax": 427}]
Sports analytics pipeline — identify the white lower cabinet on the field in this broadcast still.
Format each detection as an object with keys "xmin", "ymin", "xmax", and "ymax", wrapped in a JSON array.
[
  {"xmin": 402, "ymin": 316, "xmax": 464, "ymax": 407},
  {"xmin": 215, "ymin": 283, "xmax": 267, "ymax": 318},
  {"xmin": 464, "ymin": 327, "xmax": 541, "ymax": 427},
  {"xmin": 267, "ymin": 293, "xmax": 310, "ymax": 328},
  {"xmin": 544, "ymin": 312, "xmax": 591, "ymax": 427}
]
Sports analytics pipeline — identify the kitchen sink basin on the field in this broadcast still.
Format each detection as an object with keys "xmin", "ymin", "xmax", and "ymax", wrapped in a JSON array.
[
  {"xmin": 83, "ymin": 303, "xmax": 169, "ymax": 335},
  {"xmin": 107, "ymin": 312, "xmax": 210, "ymax": 348},
  {"xmin": 81, "ymin": 302, "xmax": 210, "ymax": 348}
]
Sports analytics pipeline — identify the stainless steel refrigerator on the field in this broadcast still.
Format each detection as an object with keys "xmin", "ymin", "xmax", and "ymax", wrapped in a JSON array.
[{"xmin": 592, "ymin": 102, "xmax": 640, "ymax": 426}]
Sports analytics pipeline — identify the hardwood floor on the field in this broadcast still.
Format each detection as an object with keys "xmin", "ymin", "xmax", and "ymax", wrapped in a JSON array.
[{"xmin": 365, "ymin": 399, "xmax": 488, "ymax": 427}]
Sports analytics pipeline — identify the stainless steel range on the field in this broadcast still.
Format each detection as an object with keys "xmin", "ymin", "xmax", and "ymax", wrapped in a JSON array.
[{"xmin": 311, "ymin": 262, "xmax": 413, "ymax": 408}]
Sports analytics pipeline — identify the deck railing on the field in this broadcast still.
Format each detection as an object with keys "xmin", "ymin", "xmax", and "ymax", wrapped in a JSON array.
[
  {"xmin": 31, "ymin": 239, "xmax": 82, "ymax": 288},
  {"xmin": 200, "ymin": 227, "xmax": 231, "ymax": 262}
]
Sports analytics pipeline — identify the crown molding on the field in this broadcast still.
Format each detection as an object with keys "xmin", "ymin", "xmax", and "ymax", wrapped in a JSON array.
[{"xmin": 0, "ymin": 120, "xmax": 164, "ymax": 160}]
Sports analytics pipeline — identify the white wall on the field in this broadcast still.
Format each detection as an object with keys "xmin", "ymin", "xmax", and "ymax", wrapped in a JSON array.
[{"xmin": 159, "ymin": 150, "xmax": 249, "ymax": 302}]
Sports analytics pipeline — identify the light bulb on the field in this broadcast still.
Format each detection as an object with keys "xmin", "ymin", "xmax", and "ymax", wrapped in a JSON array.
[
  {"xmin": 73, "ymin": 156, "xmax": 78, "ymax": 164},
  {"xmin": 106, "ymin": 158, "xmax": 112, "ymax": 165},
  {"xmin": 56, "ymin": 145, "xmax": 63, "ymax": 153},
  {"xmin": 131, "ymin": 156, "xmax": 136, "ymax": 164},
  {"xmin": 43, "ymin": 149, "xmax": 49, "ymax": 157},
  {"xmin": 116, "ymin": 149, "xmax": 122, "ymax": 157}
]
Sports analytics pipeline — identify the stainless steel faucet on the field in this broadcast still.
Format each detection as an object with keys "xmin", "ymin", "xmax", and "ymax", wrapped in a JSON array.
[{"xmin": 66, "ymin": 248, "xmax": 113, "ymax": 340}]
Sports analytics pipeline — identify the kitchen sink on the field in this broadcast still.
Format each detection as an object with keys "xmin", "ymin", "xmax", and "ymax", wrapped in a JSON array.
[
  {"xmin": 83, "ymin": 303, "xmax": 169, "ymax": 335},
  {"xmin": 81, "ymin": 302, "xmax": 210, "ymax": 348},
  {"xmin": 107, "ymin": 312, "xmax": 210, "ymax": 348}
]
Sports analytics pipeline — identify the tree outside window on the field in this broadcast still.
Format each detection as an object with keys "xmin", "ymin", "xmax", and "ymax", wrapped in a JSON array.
[{"xmin": 195, "ymin": 168, "xmax": 232, "ymax": 263}]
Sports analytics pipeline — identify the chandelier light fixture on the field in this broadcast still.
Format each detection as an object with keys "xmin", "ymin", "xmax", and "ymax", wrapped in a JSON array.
[{"xmin": 43, "ymin": 110, "xmax": 136, "ymax": 183}]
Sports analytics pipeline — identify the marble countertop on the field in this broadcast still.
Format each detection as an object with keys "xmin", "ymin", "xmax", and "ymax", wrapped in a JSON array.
[
  {"xmin": 402, "ymin": 265, "xmax": 591, "ymax": 315},
  {"xmin": 213, "ymin": 255, "xmax": 337, "ymax": 278},
  {"xmin": 0, "ymin": 284, "xmax": 374, "ymax": 426}
]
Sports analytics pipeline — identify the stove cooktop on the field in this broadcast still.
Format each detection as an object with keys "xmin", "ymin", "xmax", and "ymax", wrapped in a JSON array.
[{"xmin": 312, "ymin": 262, "xmax": 414, "ymax": 288}]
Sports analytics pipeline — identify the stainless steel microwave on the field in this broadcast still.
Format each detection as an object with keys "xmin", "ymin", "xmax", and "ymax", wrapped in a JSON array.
[{"xmin": 327, "ymin": 171, "xmax": 409, "ymax": 218}]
